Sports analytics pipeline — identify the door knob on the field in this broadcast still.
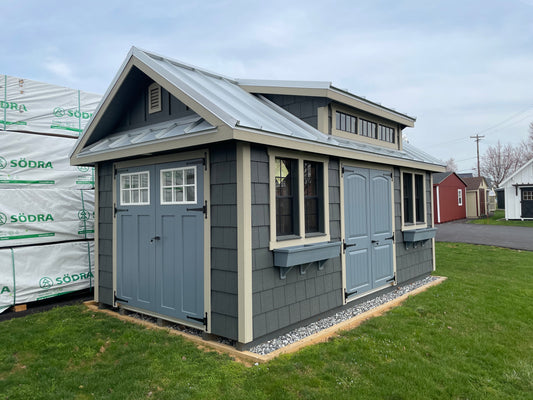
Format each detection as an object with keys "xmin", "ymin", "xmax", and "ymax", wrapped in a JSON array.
[{"xmin": 150, "ymin": 236, "xmax": 161, "ymax": 243}]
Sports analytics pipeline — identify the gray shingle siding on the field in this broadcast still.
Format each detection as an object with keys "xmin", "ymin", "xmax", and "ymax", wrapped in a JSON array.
[
  {"xmin": 209, "ymin": 143, "xmax": 238, "ymax": 340},
  {"xmin": 250, "ymin": 145, "xmax": 342, "ymax": 340},
  {"xmin": 115, "ymin": 84, "xmax": 196, "ymax": 133},
  {"xmin": 394, "ymin": 169, "xmax": 434, "ymax": 283},
  {"xmin": 97, "ymin": 161, "xmax": 114, "ymax": 306},
  {"xmin": 263, "ymin": 94, "xmax": 329, "ymax": 129}
]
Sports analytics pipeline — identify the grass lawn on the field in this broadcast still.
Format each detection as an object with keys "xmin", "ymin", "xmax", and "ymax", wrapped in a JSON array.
[
  {"xmin": 470, "ymin": 209, "xmax": 533, "ymax": 227},
  {"xmin": 1, "ymin": 243, "xmax": 532, "ymax": 399}
]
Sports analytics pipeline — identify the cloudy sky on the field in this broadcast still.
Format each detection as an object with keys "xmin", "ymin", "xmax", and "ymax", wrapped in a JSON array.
[{"xmin": 3, "ymin": 0, "xmax": 532, "ymax": 173}]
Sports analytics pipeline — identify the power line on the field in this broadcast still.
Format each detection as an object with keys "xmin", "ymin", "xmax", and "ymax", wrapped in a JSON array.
[{"xmin": 478, "ymin": 105, "xmax": 533, "ymax": 136}]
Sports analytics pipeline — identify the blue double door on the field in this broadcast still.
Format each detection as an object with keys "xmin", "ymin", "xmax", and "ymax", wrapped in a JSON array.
[
  {"xmin": 343, "ymin": 166, "xmax": 394, "ymax": 298},
  {"xmin": 116, "ymin": 160, "xmax": 204, "ymax": 324}
]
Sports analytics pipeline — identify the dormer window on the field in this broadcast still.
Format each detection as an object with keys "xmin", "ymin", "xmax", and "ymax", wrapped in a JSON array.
[{"xmin": 148, "ymin": 82, "xmax": 162, "ymax": 114}]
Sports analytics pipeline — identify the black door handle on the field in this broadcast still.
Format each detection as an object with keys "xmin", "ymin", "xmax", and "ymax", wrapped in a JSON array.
[{"xmin": 150, "ymin": 236, "xmax": 161, "ymax": 243}]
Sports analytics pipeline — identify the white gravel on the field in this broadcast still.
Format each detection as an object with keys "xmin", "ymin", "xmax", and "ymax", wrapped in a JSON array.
[
  {"xmin": 126, "ymin": 275, "xmax": 439, "ymax": 355},
  {"xmin": 248, "ymin": 276, "xmax": 439, "ymax": 355}
]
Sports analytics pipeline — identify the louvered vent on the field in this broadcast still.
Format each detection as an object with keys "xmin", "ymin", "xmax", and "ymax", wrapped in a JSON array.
[{"xmin": 148, "ymin": 82, "xmax": 162, "ymax": 114}]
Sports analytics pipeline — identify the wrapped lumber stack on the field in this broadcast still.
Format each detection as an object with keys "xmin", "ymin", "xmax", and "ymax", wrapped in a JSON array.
[{"xmin": 0, "ymin": 75, "xmax": 101, "ymax": 312}]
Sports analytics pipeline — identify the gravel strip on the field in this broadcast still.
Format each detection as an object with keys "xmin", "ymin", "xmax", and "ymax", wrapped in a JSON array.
[
  {"xmin": 126, "ymin": 275, "xmax": 439, "ymax": 355},
  {"xmin": 249, "ymin": 276, "xmax": 439, "ymax": 355}
]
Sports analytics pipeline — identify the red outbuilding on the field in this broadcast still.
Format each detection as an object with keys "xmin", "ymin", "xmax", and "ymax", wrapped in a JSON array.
[{"xmin": 433, "ymin": 172, "xmax": 467, "ymax": 224}]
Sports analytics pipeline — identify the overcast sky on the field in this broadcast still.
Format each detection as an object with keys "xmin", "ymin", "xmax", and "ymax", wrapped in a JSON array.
[{"xmin": 3, "ymin": 0, "xmax": 533, "ymax": 173}]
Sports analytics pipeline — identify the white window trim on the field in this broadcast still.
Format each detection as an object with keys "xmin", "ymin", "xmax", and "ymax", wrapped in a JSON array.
[
  {"xmin": 120, "ymin": 171, "xmax": 150, "ymax": 206},
  {"xmin": 160, "ymin": 166, "xmax": 197, "ymax": 205},
  {"xmin": 268, "ymin": 150, "xmax": 330, "ymax": 250},
  {"xmin": 400, "ymin": 169, "xmax": 427, "ymax": 231},
  {"xmin": 458, "ymin": 189, "xmax": 463, "ymax": 206},
  {"xmin": 330, "ymin": 104, "xmax": 398, "ymax": 150}
]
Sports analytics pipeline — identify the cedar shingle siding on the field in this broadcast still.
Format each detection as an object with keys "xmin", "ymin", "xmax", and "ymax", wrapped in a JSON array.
[{"xmin": 251, "ymin": 146, "xmax": 342, "ymax": 340}]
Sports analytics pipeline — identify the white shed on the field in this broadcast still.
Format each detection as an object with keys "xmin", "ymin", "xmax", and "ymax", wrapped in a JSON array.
[{"xmin": 501, "ymin": 158, "xmax": 533, "ymax": 220}]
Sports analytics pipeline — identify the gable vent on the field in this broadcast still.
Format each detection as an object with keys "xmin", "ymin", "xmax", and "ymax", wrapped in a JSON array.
[{"xmin": 148, "ymin": 82, "xmax": 162, "ymax": 114}]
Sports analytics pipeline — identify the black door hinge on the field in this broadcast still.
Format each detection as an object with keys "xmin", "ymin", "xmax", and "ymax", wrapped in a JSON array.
[
  {"xmin": 342, "ymin": 240, "xmax": 357, "ymax": 253},
  {"xmin": 187, "ymin": 312, "xmax": 208, "ymax": 330},
  {"xmin": 386, "ymin": 275, "xmax": 396, "ymax": 283},
  {"xmin": 114, "ymin": 205, "xmax": 129, "ymax": 217},
  {"xmin": 187, "ymin": 200, "xmax": 208, "ymax": 219},
  {"xmin": 385, "ymin": 233, "xmax": 394, "ymax": 241},
  {"xmin": 345, "ymin": 289, "xmax": 357, "ymax": 299},
  {"xmin": 114, "ymin": 292, "xmax": 129, "ymax": 304}
]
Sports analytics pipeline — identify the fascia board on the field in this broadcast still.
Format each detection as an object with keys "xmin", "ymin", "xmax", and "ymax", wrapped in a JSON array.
[
  {"xmin": 70, "ymin": 51, "xmax": 137, "ymax": 163},
  {"xmin": 232, "ymin": 128, "xmax": 445, "ymax": 172},
  {"xmin": 500, "ymin": 157, "xmax": 533, "ymax": 187},
  {"xmin": 71, "ymin": 126, "xmax": 231, "ymax": 165},
  {"xmin": 327, "ymin": 88, "xmax": 415, "ymax": 127},
  {"xmin": 239, "ymin": 84, "xmax": 330, "ymax": 99}
]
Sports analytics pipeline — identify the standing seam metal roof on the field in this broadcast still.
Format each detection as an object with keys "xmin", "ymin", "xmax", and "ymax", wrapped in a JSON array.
[{"xmin": 74, "ymin": 47, "xmax": 443, "ymax": 168}]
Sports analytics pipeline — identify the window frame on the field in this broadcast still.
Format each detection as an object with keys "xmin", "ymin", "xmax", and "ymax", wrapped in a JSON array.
[
  {"xmin": 119, "ymin": 171, "xmax": 150, "ymax": 206},
  {"xmin": 400, "ymin": 169, "xmax": 427, "ymax": 230},
  {"xmin": 335, "ymin": 111, "xmax": 357, "ymax": 134},
  {"xmin": 269, "ymin": 150, "xmax": 330, "ymax": 249},
  {"xmin": 160, "ymin": 166, "xmax": 197, "ymax": 205},
  {"xmin": 458, "ymin": 188, "xmax": 463, "ymax": 206}
]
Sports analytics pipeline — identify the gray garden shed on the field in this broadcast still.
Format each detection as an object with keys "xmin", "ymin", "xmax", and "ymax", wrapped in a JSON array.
[{"xmin": 70, "ymin": 47, "xmax": 445, "ymax": 347}]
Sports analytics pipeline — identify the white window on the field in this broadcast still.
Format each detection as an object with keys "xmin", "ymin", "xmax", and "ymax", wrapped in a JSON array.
[
  {"xmin": 458, "ymin": 189, "xmax": 463, "ymax": 206},
  {"xmin": 120, "ymin": 172, "xmax": 150, "ymax": 205},
  {"xmin": 269, "ymin": 151, "xmax": 330, "ymax": 249},
  {"xmin": 160, "ymin": 166, "xmax": 197, "ymax": 204}
]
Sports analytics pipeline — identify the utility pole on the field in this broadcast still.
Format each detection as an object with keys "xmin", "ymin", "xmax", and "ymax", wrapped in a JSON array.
[{"xmin": 470, "ymin": 134, "xmax": 485, "ymax": 176}]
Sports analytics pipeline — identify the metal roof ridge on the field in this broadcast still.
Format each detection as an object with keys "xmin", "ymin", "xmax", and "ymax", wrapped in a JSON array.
[{"xmin": 133, "ymin": 47, "xmax": 238, "ymax": 83}]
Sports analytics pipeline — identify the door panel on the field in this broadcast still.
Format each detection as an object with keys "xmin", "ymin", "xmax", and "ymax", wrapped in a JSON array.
[
  {"xmin": 116, "ymin": 165, "xmax": 156, "ymax": 309},
  {"xmin": 344, "ymin": 166, "xmax": 394, "ymax": 298},
  {"xmin": 116, "ymin": 159, "xmax": 204, "ymax": 324},
  {"xmin": 344, "ymin": 168, "xmax": 372, "ymax": 295},
  {"xmin": 521, "ymin": 188, "xmax": 533, "ymax": 218},
  {"xmin": 345, "ymin": 247, "xmax": 371, "ymax": 294},
  {"xmin": 370, "ymin": 170, "xmax": 394, "ymax": 286},
  {"xmin": 181, "ymin": 214, "xmax": 203, "ymax": 315}
]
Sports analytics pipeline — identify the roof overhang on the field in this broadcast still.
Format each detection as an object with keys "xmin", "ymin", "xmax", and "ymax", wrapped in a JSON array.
[
  {"xmin": 238, "ymin": 79, "xmax": 416, "ymax": 128},
  {"xmin": 70, "ymin": 47, "xmax": 234, "ymax": 165}
]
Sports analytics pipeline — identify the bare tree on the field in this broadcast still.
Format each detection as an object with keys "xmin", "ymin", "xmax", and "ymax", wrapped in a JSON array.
[
  {"xmin": 480, "ymin": 141, "xmax": 523, "ymax": 187},
  {"xmin": 445, "ymin": 157, "xmax": 458, "ymax": 172}
]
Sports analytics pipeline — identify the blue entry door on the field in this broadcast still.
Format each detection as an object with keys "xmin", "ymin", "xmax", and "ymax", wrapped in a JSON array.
[
  {"xmin": 116, "ymin": 159, "xmax": 205, "ymax": 324},
  {"xmin": 343, "ymin": 166, "xmax": 394, "ymax": 298}
]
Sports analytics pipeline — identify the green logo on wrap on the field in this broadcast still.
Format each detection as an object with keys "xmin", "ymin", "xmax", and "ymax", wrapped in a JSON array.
[
  {"xmin": 0, "ymin": 101, "xmax": 28, "ymax": 112},
  {"xmin": 0, "ymin": 157, "xmax": 7, "ymax": 169},
  {"xmin": 52, "ymin": 107, "xmax": 93, "ymax": 120},
  {"xmin": 77, "ymin": 166, "xmax": 90, "ymax": 172},
  {"xmin": 0, "ymin": 212, "xmax": 7, "ymax": 226},
  {"xmin": 53, "ymin": 107, "xmax": 66, "ymax": 117},
  {"xmin": 78, "ymin": 210, "xmax": 91, "ymax": 221},
  {"xmin": 39, "ymin": 272, "xmax": 94, "ymax": 288},
  {"xmin": 39, "ymin": 277, "xmax": 54, "ymax": 289}
]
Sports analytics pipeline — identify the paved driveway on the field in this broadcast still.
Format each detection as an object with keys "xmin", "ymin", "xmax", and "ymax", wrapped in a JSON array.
[{"xmin": 435, "ymin": 221, "xmax": 533, "ymax": 251}]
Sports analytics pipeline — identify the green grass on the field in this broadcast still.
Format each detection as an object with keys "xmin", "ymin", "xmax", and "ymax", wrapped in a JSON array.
[
  {"xmin": 1, "ymin": 243, "xmax": 532, "ymax": 399},
  {"xmin": 470, "ymin": 209, "xmax": 533, "ymax": 227}
]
